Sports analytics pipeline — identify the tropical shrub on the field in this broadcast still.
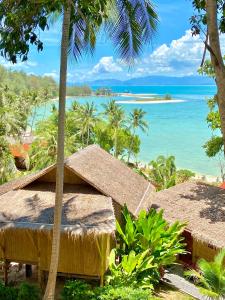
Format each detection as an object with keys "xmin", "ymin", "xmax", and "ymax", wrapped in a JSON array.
[
  {"xmin": 0, "ymin": 281, "xmax": 40, "ymax": 300},
  {"xmin": 185, "ymin": 249, "xmax": 225, "ymax": 299},
  {"xmin": 116, "ymin": 206, "xmax": 186, "ymax": 266},
  {"xmin": 94, "ymin": 286, "xmax": 156, "ymax": 300},
  {"xmin": 148, "ymin": 156, "xmax": 177, "ymax": 190},
  {"xmin": 108, "ymin": 207, "xmax": 186, "ymax": 290},
  {"xmin": 176, "ymin": 169, "xmax": 195, "ymax": 184},
  {"xmin": 107, "ymin": 249, "xmax": 157, "ymax": 289},
  {"xmin": 147, "ymin": 155, "xmax": 194, "ymax": 190},
  {"xmin": 17, "ymin": 282, "xmax": 41, "ymax": 300},
  {"xmin": 0, "ymin": 281, "xmax": 18, "ymax": 300},
  {"xmin": 61, "ymin": 280, "xmax": 95, "ymax": 300}
]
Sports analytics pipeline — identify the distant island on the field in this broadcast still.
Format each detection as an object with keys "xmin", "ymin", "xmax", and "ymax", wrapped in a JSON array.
[{"xmin": 80, "ymin": 75, "xmax": 215, "ymax": 86}]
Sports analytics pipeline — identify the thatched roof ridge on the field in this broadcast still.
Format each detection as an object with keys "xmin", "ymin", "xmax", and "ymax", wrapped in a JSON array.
[
  {"xmin": 65, "ymin": 145, "xmax": 155, "ymax": 215},
  {"xmin": 149, "ymin": 181, "xmax": 225, "ymax": 249},
  {"xmin": 0, "ymin": 183, "xmax": 115, "ymax": 235}
]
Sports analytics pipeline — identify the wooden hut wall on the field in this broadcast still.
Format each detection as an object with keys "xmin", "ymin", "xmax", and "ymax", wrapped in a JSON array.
[
  {"xmin": 192, "ymin": 239, "xmax": 219, "ymax": 262},
  {"xmin": 0, "ymin": 228, "xmax": 39, "ymax": 264},
  {"xmin": 0, "ymin": 228, "xmax": 114, "ymax": 277}
]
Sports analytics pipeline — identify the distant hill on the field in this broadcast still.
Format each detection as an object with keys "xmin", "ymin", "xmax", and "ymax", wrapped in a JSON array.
[{"xmin": 83, "ymin": 75, "xmax": 214, "ymax": 86}]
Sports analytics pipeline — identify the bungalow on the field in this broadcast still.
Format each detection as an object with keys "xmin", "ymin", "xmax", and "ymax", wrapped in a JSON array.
[
  {"xmin": 149, "ymin": 181, "xmax": 225, "ymax": 264},
  {"xmin": 0, "ymin": 145, "xmax": 155, "ymax": 284}
]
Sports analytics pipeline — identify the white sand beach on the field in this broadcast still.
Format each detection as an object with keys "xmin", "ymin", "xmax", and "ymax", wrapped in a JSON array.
[
  {"xmin": 118, "ymin": 93, "xmax": 157, "ymax": 97},
  {"xmin": 116, "ymin": 99, "xmax": 186, "ymax": 104}
]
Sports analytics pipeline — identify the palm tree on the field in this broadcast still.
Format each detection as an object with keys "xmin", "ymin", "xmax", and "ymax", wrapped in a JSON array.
[
  {"xmin": 185, "ymin": 249, "xmax": 225, "ymax": 299},
  {"xmin": 102, "ymin": 100, "xmax": 118, "ymax": 117},
  {"xmin": 43, "ymin": 4, "xmax": 71, "ymax": 299},
  {"xmin": 109, "ymin": 106, "xmax": 126, "ymax": 157},
  {"xmin": 127, "ymin": 108, "xmax": 148, "ymax": 163},
  {"xmin": 78, "ymin": 102, "xmax": 99, "ymax": 146}
]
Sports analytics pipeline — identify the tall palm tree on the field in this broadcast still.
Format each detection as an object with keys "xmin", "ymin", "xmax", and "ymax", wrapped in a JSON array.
[
  {"xmin": 185, "ymin": 249, "xmax": 225, "ymax": 299},
  {"xmin": 102, "ymin": 99, "xmax": 118, "ymax": 117},
  {"xmin": 78, "ymin": 102, "xmax": 99, "ymax": 146},
  {"xmin": 127, "ymin": 108, "xmax": 148, "ymax": 163},
  {"xmin": 43, "ymin": 4, "xmax": 71, "ymax": 299},
  {"xmin": 109, "ymin": 106, "xmax": 126, "ymax": 157}
]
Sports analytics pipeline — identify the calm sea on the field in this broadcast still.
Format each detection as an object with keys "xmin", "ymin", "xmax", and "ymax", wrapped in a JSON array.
[{"xmin": 37, "ymin": 85, "xmax": 222, "ymax": 177}]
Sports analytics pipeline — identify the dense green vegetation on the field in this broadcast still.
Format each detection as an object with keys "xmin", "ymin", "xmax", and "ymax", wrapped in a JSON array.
[
  {"xmin": 0, "ymin": 281, "xmax": 41, "ymax": 300},
  {"xmin": 0, "ymin": 85, "xmax": 53, "ymax": 183},
  {"xmin": 66, "ymin": 85, "xmax": 92, "ymax": 96},
  {"xmin": 185, "ymin": 249, "xmax": 225, "ymax": 299},
  {"xmin": 61, "ymin": 279, "xmax": 158, "ymax": 300},
  {"xmin": 0, "ymin": 65, "xmax": 57, "ymax": 96},
  {"xmin": 29, "ymin": 100, "xmax": 144, "ymax": 170},
  {"xmin": 138, "ymin": 155, "xmax": 195, "ymax": 191}
]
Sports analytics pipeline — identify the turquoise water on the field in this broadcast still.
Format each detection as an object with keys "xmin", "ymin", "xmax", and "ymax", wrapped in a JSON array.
[{"xmin": 36, "ymin": 85, "xmax": 223, "ymax": 177}]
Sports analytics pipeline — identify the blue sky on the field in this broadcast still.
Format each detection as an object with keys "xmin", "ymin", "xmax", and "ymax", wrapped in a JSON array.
[{"xmin": 0, "ymin": 0, "xmax": 211, "ymax": 82}]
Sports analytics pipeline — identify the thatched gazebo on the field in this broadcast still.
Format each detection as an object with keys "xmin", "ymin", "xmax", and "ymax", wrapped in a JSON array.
[
  {"xmin": 0, "ymin": 145, "xmax": 155, "ymax": 284},
  {"xmin": 149, "ymin": 181, "xmax": 225, "ymax": 263}
]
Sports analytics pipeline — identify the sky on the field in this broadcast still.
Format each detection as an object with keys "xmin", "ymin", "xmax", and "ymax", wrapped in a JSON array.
[{"xmin": 0, "ymin": 0, "xmax": 213, "ymax": 83}]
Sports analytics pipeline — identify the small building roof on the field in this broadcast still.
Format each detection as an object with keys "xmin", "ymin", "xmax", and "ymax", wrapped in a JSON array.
[
  {"xmin": 148, "ymin": 181, "xmax": 225, "ymax": 249},
  {"xmin": 0, "ymin": 182, "xmax": 115, "ymax": 235},
  {"xmin": 0, "ymin": 145, "xmax": 155, "ymax": 216}
]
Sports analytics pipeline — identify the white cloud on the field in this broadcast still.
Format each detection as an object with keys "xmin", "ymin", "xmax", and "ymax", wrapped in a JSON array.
[
  {"xmin": 90, "ymin": 56, "xmax": 122, "ymax": 75},
  {"xmin": 141, "ymin": 30, "xmax": 206, "ymax": 76}
]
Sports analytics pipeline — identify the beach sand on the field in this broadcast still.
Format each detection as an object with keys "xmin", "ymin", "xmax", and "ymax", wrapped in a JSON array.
[{"xmin": 116, "ymin": 99, "xmax": 186, "ymax": 104}]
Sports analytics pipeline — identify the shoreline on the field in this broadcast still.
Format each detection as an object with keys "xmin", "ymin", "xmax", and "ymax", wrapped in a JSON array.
[{"xmin": 116, "ymin": 99, "xmax": 186, "ymax": 104}]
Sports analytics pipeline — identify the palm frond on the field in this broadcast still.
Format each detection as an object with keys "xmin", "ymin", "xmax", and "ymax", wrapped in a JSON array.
[{"xmin": 106, "ymin": 0, "xmax": 158, "ymax": 63}]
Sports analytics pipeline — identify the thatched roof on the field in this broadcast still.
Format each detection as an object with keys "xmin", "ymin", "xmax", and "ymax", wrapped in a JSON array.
[
  {"xmin": 148, "ymin": 181, "xmax": 225, "ymax": 249},
  {"xmin": 0, "ymin": 145, "xmax": 155, "ymax": 216},
  {"xmin": 0, "ymin": 182, "xmax": 115, "ymax": 235},
  {"xmin": 65, "ymin": 145, "xmax": 155, "ymax": 215}
]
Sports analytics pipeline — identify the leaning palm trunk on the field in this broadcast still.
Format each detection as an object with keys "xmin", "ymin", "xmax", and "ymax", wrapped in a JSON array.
[
  {"xmin": 206, "ymin": 0, "xmax": 225, "ymax": 155},
  {"xmin": 43, "ymin": 4, "xmax": 71, "ymax": 300}
]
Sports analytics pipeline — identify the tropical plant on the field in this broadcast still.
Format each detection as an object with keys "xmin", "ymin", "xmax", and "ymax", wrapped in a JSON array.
[
  {"xmin": 116, "ymin": 206, "xmax": 186, "ymax": 268},
  {"xmin": 176, "ymin": 169, "xmax": 195, "ymax": 184},
  {"xmin": 127, "ymin": 108, "xmax": 148, "ymax": 163},
  {"xmin": 108, "ymin": 106, "xmax": 126, "ymax": 157},
  {"xmin": 0, "ymin": 281, "xmax": 41, "ymax": 300},
  {"xmin": 147, "ymin": 155, "xmax": 194, "ymax": 190},
  {"xmin": 148, "ymin": 155, "xmax": 177, "ymax": 190},
  {"xmin": 17, "ymin": 282, "xmax": 41, "ymax": 300},
  {"xmin": 185, "ymin": 249, "xmax": 225, "ymax": 299},
  {"xmin": 107, "ymin": 248, "xmax": 157, "ymax": 289},
  {"xmin": 0, "ymin": 1, "xmax": 158, "ymax": 298},
  {"xmin": 0, "ymin": 137, "xmax": 18, "ymax": 184},
  {"xmin": 61, "ymin": 280, "xmax": 95, "ymax": 300},
  {"xmin": 77, "ymin": 102, "xmax": 99, "ymax": 146},
  {"xmin": 95, "ymin": 285, "xmax": 155, "ymax": 300}
]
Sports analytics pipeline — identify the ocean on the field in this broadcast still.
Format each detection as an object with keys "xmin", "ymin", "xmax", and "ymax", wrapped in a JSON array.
[{"xmin": 36, "ymin": 85, "xmax": 222, "ymax": 177}]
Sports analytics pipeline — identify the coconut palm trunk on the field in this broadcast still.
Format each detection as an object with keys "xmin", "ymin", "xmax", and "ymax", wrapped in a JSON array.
[
  {"xmin": 43, "ymin": 3, "xmax": 71, "ymax": 300},
  {"xmin": 206, "ymin": 0, "xmax": 225, "ymax": 155},
  {"xmin": 127, "ymin": 129, "xmax": 135, "ymax": 163}
]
